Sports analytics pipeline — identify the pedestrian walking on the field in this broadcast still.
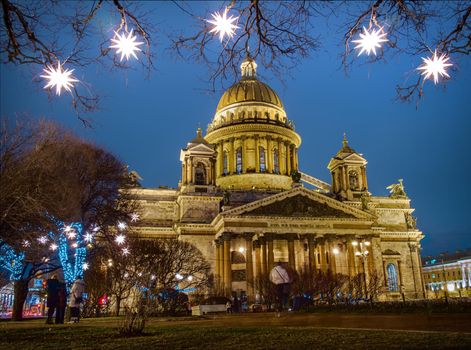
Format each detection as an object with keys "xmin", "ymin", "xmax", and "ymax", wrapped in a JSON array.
[
  {"xmin": 68, "ymin": 278, "xmax": 85, "ymax": 323},
  {"xmin": 55, "ymin": 282, "xmax": 67, "ymax": 324},
  {"xmin": 269, "ymin": 262, "xmax": 291, "ymax": 314},
  {"xmin": 46, "ymin": 275, "xmax": 60, "ymax": 324}
]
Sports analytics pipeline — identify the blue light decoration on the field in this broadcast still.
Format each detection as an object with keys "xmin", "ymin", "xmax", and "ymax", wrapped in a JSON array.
[{"xmin": 0, "ymin": 240, "xmax": 25, "ymax": 281}]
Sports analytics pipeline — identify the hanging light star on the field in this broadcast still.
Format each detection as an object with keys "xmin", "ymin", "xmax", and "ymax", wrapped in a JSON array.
[
  {"xmin": 417, "ymin": 50, "xmax": 452, "ymax": 84},
  {"xmin": 38, "ymin": 236, "xmax": 47, "ymax": 245},
  {"xmin": 110, "ymin": 29, "xmax": 144, "ymax": 61},
  {"xmin": 130, "ymin": 213, "xmax": 140, "ymax": 222},
  {"xmin": 115, "ymin": 234, "xmax": 125, "ymax": 245},
  {"xmin": 84, "ymin": 232, "xmax": 94, "ymax": 243},
  {"xmin": 66, "ymin": 230, "xmax": 77, "ymax": 240},
  {"xmin": 50, "ymin": 243, "xmax": 58, "ymax": 251},
  {"xmin": 40, "ymin": 61, "xmax": 79, "ymax": 96},
  {"xmin": 122, "ymin": 247, "xmax": 130, "ymax": 256},
  {"xmin": 22, "ymin": 240, "xmax": 31, "ymax": 248},
  {"xmin": 83, "ymin": 262, "xmax": 89, "ymax": 270},
  {"xmin": 117, "ymin": 221, "xmax": 127, "ymax": 230},
  {"xmin": 207, "ymin": 8, "xmax": 239, "ymax": 42},
  {"xmin": 352, "ymin": 26, "xmax": 388, "ymax": 56}
]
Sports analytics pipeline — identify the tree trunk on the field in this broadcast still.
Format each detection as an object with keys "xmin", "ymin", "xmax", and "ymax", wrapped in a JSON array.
[
  {"xmin": 12, "ymin": 279, "xmax": 29, "ymax": 321},
  {"xmin": 116, "ymin": 296, "xmax": 121, "ymax": 316}
]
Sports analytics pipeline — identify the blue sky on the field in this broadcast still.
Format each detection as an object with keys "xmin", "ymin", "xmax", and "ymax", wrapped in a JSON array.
[{"xmin": 1, "ymin": 2, "xmax": 470, "ymax": 257}]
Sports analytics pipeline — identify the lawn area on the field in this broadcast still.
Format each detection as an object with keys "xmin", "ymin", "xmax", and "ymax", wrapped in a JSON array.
[{"xmin": 1, "ymin": 315, "xmax": 471, "ymax": 350}]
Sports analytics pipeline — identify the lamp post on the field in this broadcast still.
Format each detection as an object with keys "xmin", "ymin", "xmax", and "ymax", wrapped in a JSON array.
[{"xmin": 353, "ymin": 240, "xmax": 370, "ymax": 300}]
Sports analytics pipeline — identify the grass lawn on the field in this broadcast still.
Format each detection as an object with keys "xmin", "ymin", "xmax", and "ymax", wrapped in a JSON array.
[{"xmin": 1, "ymin": 316, "xmax": 471, "ymax": 349}]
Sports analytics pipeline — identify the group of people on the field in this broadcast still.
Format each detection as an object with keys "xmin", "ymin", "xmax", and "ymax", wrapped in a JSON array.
[{"xmin": 46, "ymin": 275, "xmax": 85, "ymax": 324}]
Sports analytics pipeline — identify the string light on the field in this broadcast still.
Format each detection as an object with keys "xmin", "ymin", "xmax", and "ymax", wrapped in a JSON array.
[
  {"xmin": 22, "ymin": 240, "xmax": 31, "ymax": 248},
  {"xmin": 115, "ymin": 234, "xmax": 126, "ymax": 245},
  {"xmin": 352, "ymin": 26, "xmax": 388, "ymax": 56},
  {"xmin": 40, "ymin": 61, "xmax": 79, "ymax": 96},
  {"xmin": 417, "ymin": 50, "xmax": 452, "ymax": 84},
  {"xmin": 207, "ymin": 8, "xmax": 239, "ymax": 42},
  {"xmin": 110, "ymin": 29, "xmax": 144, "ymax": 61}
]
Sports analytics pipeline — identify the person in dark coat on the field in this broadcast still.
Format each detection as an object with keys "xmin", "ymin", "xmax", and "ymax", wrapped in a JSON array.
[
  {"xmin": 55, "ymin": 282, "xmax": 67, "ymax": 324},
  {"xmin": 46, "ymin": 275, "xmax": 60, "ymax": 324}
]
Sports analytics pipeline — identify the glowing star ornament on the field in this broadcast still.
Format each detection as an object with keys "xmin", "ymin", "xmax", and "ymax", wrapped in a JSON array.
[
  {"xmin": 207, "ymin": 8, "xmax": 239, "ymax": 42},
  {"xmin": 38, "ymin": 236, "xmax": 48, "ymax": 245},
  {"xmin": 115, "ymin": 234, "xmax": 125, "ymax": 245},
  {"xmin": 122, "ymin": 247, "xmax": 130, "ymax": 256},
  {"xmin": 352, "ymin": 26, "xmax": 388, "ymax": 56},
  {"xmin": 417, "ymin": 50, "xmax": 452, "ymax": 84},
  {"xmin": 50, "ymin": 243, "xmax": 58, "ymax": 251},
  {"xmin": 117, "ymin": 221, "xmax": 127, "ymax": 231},
  {"xmin": 41, "ymin": 61, "xmax": 79, "ymax": 96},
  {"xmin": 83, "ymin": 262, "xmax": 89, "ymax": 270},
  {"xmin": 130, "ymin": 213, "xmax": 140, "ymax": 222},
  {"xmin": 84, "ymin": 232, "xmax": 94, "ymax": 243},
  {"xmin": 110, "ymin": 29, "xmax": 144, "ymax": 61},
  {"xmin": 22, "ymin": 240, "xmax": 31, "ymax": 248}
]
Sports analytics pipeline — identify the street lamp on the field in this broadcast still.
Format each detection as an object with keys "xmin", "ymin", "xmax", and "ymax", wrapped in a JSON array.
[{"xmin": 354, "ymin": 240, "xmax": 370, "ymax": 300}]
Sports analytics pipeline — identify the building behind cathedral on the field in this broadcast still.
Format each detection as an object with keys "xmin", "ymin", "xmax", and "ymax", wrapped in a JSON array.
[{"xmin": 132, "ymin": 57, "xmax": 425, "ymax": 301}]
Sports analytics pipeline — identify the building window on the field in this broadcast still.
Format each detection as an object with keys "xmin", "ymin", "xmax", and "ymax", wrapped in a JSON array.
[
  {"xmin": 387, "ymin": 263, "xmax": 399, "ymax": 292},
  {"xmin": 236, "ymin": 147, "xmax": 242, "ymax": 174},
  {"xmin": 223, "ymin": 151, "xmax": 228, "ymax": 175},
  {"xmin": 349, "ymin": 170, "xmax": 359, "ymax": 190},
  {"xmin": 195, "ymin": 162, "xmax": 206, "ymax": 185},
  {"xmin": 273, "ymin": 148, "xmax": 279, "ymax": 173},
  {"xmin": 259, "ymin": 147, "xmax": 266, "ymax": 172}
]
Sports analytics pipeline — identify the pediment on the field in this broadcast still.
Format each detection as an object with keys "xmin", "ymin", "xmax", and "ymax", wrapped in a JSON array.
[
  {"xmin": 383, "ymin": 249, "xmax": 401, "ymax": 256},
  {"xmin": 222, "ymin": 187, "xmax": 373, "ymax": 220},
  {"xmin": 187, "ymin": 143, "xmax": 215, "ymax": 153}
]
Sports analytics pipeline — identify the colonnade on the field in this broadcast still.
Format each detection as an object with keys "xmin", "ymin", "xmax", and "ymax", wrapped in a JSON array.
[
  {"xmin": 214, "ymin": 233, "xmax": 383, "ymax": 298},
  {"xmin": 215, "ymin": 135, "xmax": 298, "ymax": 176}
]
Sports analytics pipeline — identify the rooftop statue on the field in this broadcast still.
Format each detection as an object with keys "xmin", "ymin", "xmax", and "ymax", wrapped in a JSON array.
[{"xmin": 386, "ymin": 179, "xmax": 407, "ymax": 199}]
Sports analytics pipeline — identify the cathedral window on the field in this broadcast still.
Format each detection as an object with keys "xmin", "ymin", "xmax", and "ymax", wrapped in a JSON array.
[
  {"xmin": 223, "ymin": 151, "xmax": 228, "ymax": 175},
  {"xmin": 387, "ymin": 263, "xmax": 399, "ymax": 292},
  {"xmin": 273, "ymin": 148, "xmax": 279, "ymax": 174},
  {"xmin": 259, "ymin": 147, "xmax": 266, "ymax": 172},
  {"xmin": 236, "ymin": 147, "xmax": 243, "ymax": 174},
  {"xmin": 195, "ymin": 162, "xmax": 206, "ymax": 185},
  {"xmin": 349, "ymin": 170, "xmax": 359, "ymax": 190}
]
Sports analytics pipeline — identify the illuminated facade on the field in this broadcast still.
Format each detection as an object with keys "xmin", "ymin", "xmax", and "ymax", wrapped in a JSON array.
[
  {"xmin": 133, "ymin": 57, "xmax": 425, "ymax": 301},
  {"xmin": 422, "ymin": 254, "xmax": 471, "ymax": 298}
]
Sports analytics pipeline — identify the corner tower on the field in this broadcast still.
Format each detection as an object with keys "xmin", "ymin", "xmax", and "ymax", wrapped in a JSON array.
[
  {"xmin": 205, "ymin": 57, "xmax": 301, "ymax": 190},
  {"xmin": 328, "ymin": 134, "xmax": 369, "ymax": 201}
]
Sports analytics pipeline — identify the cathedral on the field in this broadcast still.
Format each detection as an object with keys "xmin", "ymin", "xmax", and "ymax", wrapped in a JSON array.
[{"xmin": 133, "ymin": 57, "xmax": 425, "ymax": 301}]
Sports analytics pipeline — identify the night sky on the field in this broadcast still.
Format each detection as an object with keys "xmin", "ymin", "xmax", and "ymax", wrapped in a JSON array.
[{"xmin": 1, "ymin": 2, "xmax": 470, "ymax": 257}]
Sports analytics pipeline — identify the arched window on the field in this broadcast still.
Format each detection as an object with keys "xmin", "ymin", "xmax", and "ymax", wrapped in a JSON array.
[
  {"xmin": 195, "ymin": 162, "xmax": 206, "ymax": 185},
  {"xmin": 223, "ymin": 151, "xmax": 228, "ymax": 175},
  {"xmin": 349, "ymin": 170, "xmax": 359, "ymax": 190},
  {"xmin": 273, "ymin": 148, "xmax": 279, "ymax": 174},
  {"xmin": 259, "ymin": 147, "xmax": 266, "ymax": 172},
  {"xmin": 236, "ymin": 147, "xmax": 243, "ymax": 174},
  {"xmin": 387, "ymin": 263, "xmax": 399, "ymax": 292}
]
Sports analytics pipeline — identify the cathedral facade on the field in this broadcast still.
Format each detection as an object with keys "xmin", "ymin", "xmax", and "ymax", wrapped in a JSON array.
[{"xmin": 133, "ymin": 57, "xmax": 425, "ymax": 301}]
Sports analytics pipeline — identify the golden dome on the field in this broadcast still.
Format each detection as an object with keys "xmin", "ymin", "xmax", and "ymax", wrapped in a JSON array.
[{"xmin": 215, "ymin": 57, "xmax": 284, "ymax": 113}]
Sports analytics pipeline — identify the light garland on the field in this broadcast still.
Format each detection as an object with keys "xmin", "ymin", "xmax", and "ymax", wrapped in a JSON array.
[
  {"xmin": 417, "ymin": 50, "xmax": 452, "ymax": 84},
  {"xmin": 207, "ymin": 8, "xmax": 239, "ymax": 42},
  {"xmin": 110, "ymin": 29, "xmax": 144, "ymax": 61}
]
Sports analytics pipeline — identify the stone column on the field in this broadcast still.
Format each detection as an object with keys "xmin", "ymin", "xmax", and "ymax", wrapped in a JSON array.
[
  {"xmin": 181, "ymin": 163, "xmax": 186, "ymax": 185},
  {"xmin": 370, "ymin": 236, "xmax": 385, "ymax": 286},
  {"xmin": 229, "ymin": 137, "xmax": 235, "ymax": 174},
  {"xmin": 327, "ymin": 237, "xmax": 337, "ymax": 274},
  {"xmin": 266, "ymin": 136, "xmax": 272, "ymax": 173},
  {"xmin": 287, "ymin": 234, "xmax": 296, "ymax": 271},
  {"xmin": 260, "ymin": 237, "xmax": 267, "ymax": 275},
  {"xmin": 266, "ymin": 234, "xmax": 275, "ymax": 271},
  {"xmin": 254, "ymin": 135, "xmax": 260, "ymax": 172},
  {"xmin": 244, "ymin": 233, "xmax": 254, "ymax": 298},
  {"xmin": 277, "ymin": 138, "xmax": 283, "ymax": 174},
  {"xmin": 293, "ymin": 147, "xmax": 299, "ymax": 172},
  {"xmin": 254, "ymin": 240, "xmax": 262, "ymax": 279},
  {"xmin": 397, "ymin": 260, "xmax": 404, "ymax": 290},
  {"xmin": 307, "ymin": 236, "xmax": 317, "ymax": 274},
  {"xmin": 217, "ymin": 142, "xmax": 223, "ymax": 176},
  {"xmin": 222, "ymin": 233, "xmax": 232, "ymax": 296},
  {"xmin": 347, "ymin": 238, "xmax": 357, "ymax": 277},
  {"xmin": 318, "ymin": 238, "xmax": 327, "ymax": 273},
  {"xmin": 188, "ymin": 157, "xmax": 193, "ymax": 184},
  {"xmin": 285, "ymin": 142, "xmax": 291, "ymax": 176},
  {"xmin": 382, "ymin": 260, "xmax": 388, "ymax": 287},
  {"xmin": 215, "ymin": 240, "xmax": 221, "ymax": 287},
  {"xmin": 241, "ymin": 136, "xmax": 247, "ymax": 173}
]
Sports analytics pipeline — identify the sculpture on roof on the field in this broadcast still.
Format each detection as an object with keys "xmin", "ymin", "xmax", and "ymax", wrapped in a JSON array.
[{"xmin": 386, "ymin": 179, "xmax": 407, "ymax": 199}]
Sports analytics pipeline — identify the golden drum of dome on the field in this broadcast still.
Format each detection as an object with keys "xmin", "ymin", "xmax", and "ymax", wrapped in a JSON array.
[{"xmin": 215, "ymin": 79, "xmax": 284, "ymax": 113}]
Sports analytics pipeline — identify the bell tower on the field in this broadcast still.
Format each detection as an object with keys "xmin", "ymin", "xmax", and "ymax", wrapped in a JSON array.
[
  {"xmin": 180, "ymin": 128, "xmax": 217, "ymax": 193},
  {"xmin": 327, "ymin": 134, "xmax": 369, "ymax": 201}
]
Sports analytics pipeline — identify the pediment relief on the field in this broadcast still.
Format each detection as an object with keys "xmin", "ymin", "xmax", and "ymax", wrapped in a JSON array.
[
  {"xmin": 382, "ymin": 249, "xmax": 401, "ymax": 256},
  {"xmin": 187, "ymin": 143, "xmax": 215, "ymax": 154},
  {"xmin": 222, "ymin": 187, "xmax": 373, "ymax": 220}
]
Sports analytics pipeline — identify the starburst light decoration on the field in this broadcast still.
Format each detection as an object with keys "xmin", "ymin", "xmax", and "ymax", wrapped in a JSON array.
[
  {"xmin": 22, "ymin": 240, "xmax": 31, "ymax": 248},
  {"xmin": 117, "ymin": 221, "xmax": 127, "ymax": 230},
  {"xmin": 83, "ymin": 262, "xmax": 89, "ymax": 270},
  {"xmin": 50, "ymin": 243, "xmax": 58, "ymax": 251},
  {"xmin": 38, "ymin": 236, "xmax": 47, "ymax": 245},
  {"xmin": 352, "ymin": 26, "xmax": 388, "ymax": 56},
  {"xmin": 417, "ymin": 50, "xmax": 452, "ymax": 84},
  {"xmin": 130, "ymin": 213, "xmax": 140, "ymax": 222},
  {"xmin": 41, "ymin": 61, "xmax": 79, "ymax": 96},
  {"xmin": 115, "ymin": 234, "xmax": 125, "ymax": 245},
  {"xmin": 110, "ymin": 29, "xmax": 144, "ymax": 61},
  {"xmin": 207, "ymin": 8, "xmax": 239, "ymax": 42},
  {"xmin": 84, "ymin": 232, "xmax": 94, "ymax": 243},
  {"xmin": 122, "ymin": 247, "xmax": 130, "ymax": 256}
]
